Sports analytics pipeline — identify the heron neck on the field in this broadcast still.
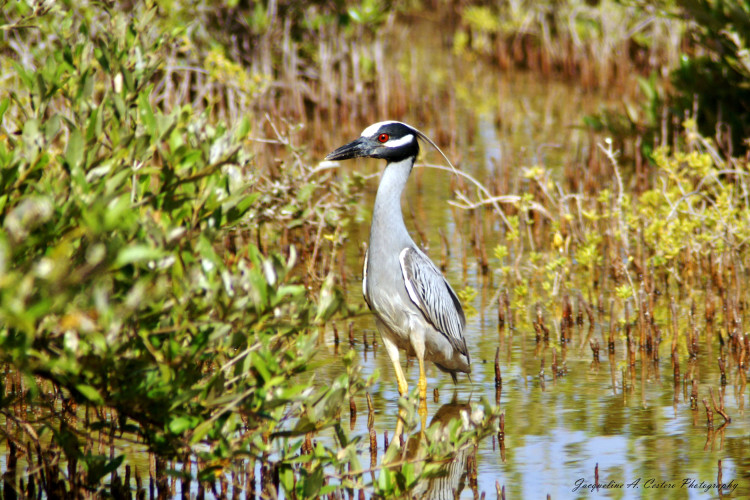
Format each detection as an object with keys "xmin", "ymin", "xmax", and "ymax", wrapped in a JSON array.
[{"xmin": 371, "ymin": 157, "xmax": 415, "ymax": 247}]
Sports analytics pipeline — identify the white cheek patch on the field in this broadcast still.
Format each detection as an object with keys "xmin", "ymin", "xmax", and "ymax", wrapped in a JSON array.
[
  {"xmin": 361, "ymin": 120, "xmax": 401, "ymax": 137},
  {"xmin": 384, "ymin": 134, "xmax": 415, "ymax": 148}
]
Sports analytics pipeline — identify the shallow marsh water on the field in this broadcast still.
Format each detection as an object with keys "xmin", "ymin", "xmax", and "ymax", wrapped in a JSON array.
[
  {"xmin": 313, "ymin": 64, "xmax": 750, "ymax": 497},
  {"xmin": 2, "ymin": 17, "xmax": 749, "ymax": 500}
]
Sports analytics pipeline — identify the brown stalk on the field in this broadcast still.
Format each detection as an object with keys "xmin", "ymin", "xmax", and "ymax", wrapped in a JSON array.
[
  {"xmin": 579, "ymin": 291, "xmax": 595, "ymax": 328},
  {"xmin": 498, "ymin": 292, "xmax": 506, "ymax": 333},
  {"xmin": 595, "ymin": 463, "xmax": 599, "ymax": 488},
  {"xmin": 638, "ymin": 287, "xmax": 647, "ymax": 348},
  {"xmin": 505, "ymin": 290, "xmax": 513, "ymax": 332},
  {"xmin": 703, "ymin": 399, "xmax": 714, "ymax": 429},
  {"xmin": 473, "ymin": 212, "xmax": 489, "ymax": 275},
  {"xmin": 494, "ymin": 346, "xmax": 502, "ymax": 389},
  {"xmin": 438, "ymin": 228, "xmax": 449, "ymax": 272},
  {"xmin": 551, "ymin": 349, "xmax": 558, "ymax": 380},
  {"xmin": 670, "ymin": 298, "xmax": 679, "ymax": 354},
  {"xmin": 709, "ymin": 387, "xmax": 731, "ymax": 423},
  {"xmin": 688, "ymin": 298, "xmax": 698, "ymax": 359},
  {"xmin": 590, "ymin": 339, "xmax": 600, "ymax": 364},
  {"xmin": 608, "ymin": 298, "xmax": 615, "ymax": 352},
  {"xmin": 366, "ymin": 392, "xmax": 374, "ymax": 430},
  {"xmin": 369, "ymin": 427, "xmax": 377, "ymax": 468},
  {"xmin": 690, "ymin": 379, "xmax": 698, "ymax": 409},
  {"xmin": 535, "ymin": 303, "xmax": 549, "ymax": 342},
  {"xmin": 561, "ymin": 293, "xmax": 572, "ymax": 343},
  {"xmin": 718, "ymin": 357, "xmax": 727, "ymax": 386}
]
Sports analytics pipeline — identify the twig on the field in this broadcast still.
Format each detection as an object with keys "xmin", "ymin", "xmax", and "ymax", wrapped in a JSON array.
[
  {"xmin": 598, "ymin": 139, "xmax": 628, "ymax": 256},
  {"xmin": 416, "ymin": 162, "xmax": 515, "ymax": 229}
]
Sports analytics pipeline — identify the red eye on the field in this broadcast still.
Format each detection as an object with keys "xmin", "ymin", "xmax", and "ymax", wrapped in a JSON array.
[{"xmin": 377, "ymin": 133, "xmax": 389, "ymax": 143}]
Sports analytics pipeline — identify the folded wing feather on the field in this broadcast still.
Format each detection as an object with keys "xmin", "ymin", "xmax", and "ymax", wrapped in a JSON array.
[{"xmin": 399, "ymin": 246, "xmax": 468, "ymax": 356}]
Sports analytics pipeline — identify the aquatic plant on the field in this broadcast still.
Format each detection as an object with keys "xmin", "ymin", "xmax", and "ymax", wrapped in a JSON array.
[
  {"xmin": 0, "ymin": 2, "xmax": 502, "ymax": 496},
  {"xmin": 670, "ymin": 0, "xmax": 750, "ymax": 154},
  {"xmin": 2, "ymin": 0, "xmax": 747, "ymax": 497},
  {"xmin": 454, "ymin": 0, "xmax": 688, "ymax": 90}
]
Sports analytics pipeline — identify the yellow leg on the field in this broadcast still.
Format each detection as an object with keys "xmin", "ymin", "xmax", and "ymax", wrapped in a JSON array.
[
  {"xmin": 394, "ymin": 409, "xmax": 405, "ymax": 445},
  {"xmin": 392, "ymin": 355, "xmax": 409, "ymax": 441},
  {"xmin": 382, "ymin": 341, "xmax": 408, "ymax": 397},
  {"xmin": 417, "ymin": 355, "xmax": 428, "ymax": 428},
  {"xmin": 378, "ymin": 324, "xmax": 409, "ymax": 397},
  {"xmin": 394, "ymin": 361, "xmax": 409, "ymax": 397},
  {"xmin": 378, "ymin": 331, "xmax": 410, "ymax": 442},
  {"xmin": 417, "ymin": 355, "xmax": 427, "ymax": 401}
]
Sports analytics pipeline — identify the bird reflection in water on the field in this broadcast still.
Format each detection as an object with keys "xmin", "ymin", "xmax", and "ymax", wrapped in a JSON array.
[{"xmin": 401, "ymin": 399, "xmax": 476, "ymax": 500}]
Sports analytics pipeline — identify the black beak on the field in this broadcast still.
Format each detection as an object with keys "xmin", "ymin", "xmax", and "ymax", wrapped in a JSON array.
[{"xmin": 325, "ymin": 136, "xmax": 373, "ymax": 161}]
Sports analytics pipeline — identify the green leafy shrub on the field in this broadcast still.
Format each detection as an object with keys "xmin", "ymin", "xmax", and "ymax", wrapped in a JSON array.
[
  {"xmin": 0, "ymin": 3, "xmax": 501, "ymax": 497},
  {"xmin": 583, "ymin": 0, "xmax": 750, "ymax": 163},
  {"xmin": 671, "ymin": 0, "xmax": 750, "ymax": 154},
  {"xmin": 0, "ymin": 1, "xmax": 359, "ymax": 493}
]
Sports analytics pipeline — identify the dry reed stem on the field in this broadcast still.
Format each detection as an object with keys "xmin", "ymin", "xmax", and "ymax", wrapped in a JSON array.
[
  {"xmin": 703, "ymin": 398, "xmax": 714, "ymax": 429},
  {"xmin": 495, "ymin": 347, "xmax": 502, "ymax": 389},
  {"xmin": 709, "ymin": 387, "xmax": 731, "ymax": 423}
]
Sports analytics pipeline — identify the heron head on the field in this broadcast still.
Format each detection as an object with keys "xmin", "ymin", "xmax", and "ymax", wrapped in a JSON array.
[{"xmin": 325, "ymin": 121, "xmax": 420, "ymax": 163}]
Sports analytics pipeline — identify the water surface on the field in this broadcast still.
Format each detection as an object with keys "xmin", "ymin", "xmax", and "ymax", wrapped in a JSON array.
[{"xmin": 315, "ymin": 50, "xmax": 749, "ymax": 496}]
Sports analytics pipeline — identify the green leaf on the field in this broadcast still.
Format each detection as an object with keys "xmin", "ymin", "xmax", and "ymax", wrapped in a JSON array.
[
  {"xmin": 66, "ymin": 128, "xmax": 84, "ymax": 170},
  {"xmin": 279, "ymin": 465, "xmax": 295, "ymax": 494},
  {"xmin": 189, "ymin": 419, "xmax": 215, "ymax": 445},
  {"xmin": 138, "ymin": 90, "xmax": 157, "ymax": 136},
  {"xmin": 235, "ymin": 115, "xmax": 251, "ymax": 140},
  {"xmin": 297, "ymin": 183, "xmax": 316, "ymax": 203},
  {"xmin": 402, "ymin": 462, "xmax": 416, "ymax": 488},
  {"xmin": 86, "ymin": 106, "xmax": 103, "ymax": 142},
  {"xmin": 422, "ymin": 462, "xmax": 448, "ymax": 479},
  {"xmin": 377, "ymin": 465, "xmax": 394, "ymax": 493},
  {"xmin": 315, "ymin": 273, "xmax": 342, "ymax": 322},
  {"xmin": 44, "ymin": 114, "xmax": 62, "ymax": 142},
  {"xmin": 222, "ymin": 192, "xmax": 260, "ymax": 223},
  {"xmin": 82, "ymin": 454, "xmax": 124, "ymax": 484},
  {"xmin": 0, "ymin": 97, "xmax": 9, "ymax": 123},
  {"xmin": 302, "ymin": 466, "xmax": 324, "ymax": 498},
  {"xmin": 168, "ymin": 416, "xmax": 196, "ymax": 434},
  {"xmin": 75, "ymin": 384, "xmax": 104, "ymax": 405},
  {"xmin": 114, "ymin": 245, "xmax": 164, "ymax": 267}
]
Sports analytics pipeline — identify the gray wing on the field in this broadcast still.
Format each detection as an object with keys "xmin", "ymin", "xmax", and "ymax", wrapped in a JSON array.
[{"xmin": 399, "ymin": 246, "xmax": 468, "ymax": 355}]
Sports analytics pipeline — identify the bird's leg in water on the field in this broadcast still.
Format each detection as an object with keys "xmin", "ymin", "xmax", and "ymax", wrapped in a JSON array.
[
  {"xmin": 417, "ymin": 356, "xmax": 428, "ymax": 400},
  {"xmin": 381, "ymin": 335, "xmax": 409, "ymax": 440},
  {"xmin": 382, "ymin": 335, "xmax": 409, "ymax": 397},
  {"xmin": 417, "ymin": 356, "xmax": 428, "ymax": 428},
  {"xmin": 394, "ymin": 414, "xmax": 405, "ymax": 444},
  {"xmin": 411, "ymin": 331, "xmax": 429, "ymax": 427}
]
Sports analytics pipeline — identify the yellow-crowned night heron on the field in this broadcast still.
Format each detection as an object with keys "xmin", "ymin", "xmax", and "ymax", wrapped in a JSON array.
[{"xmin": 325, "ymin": 121, "xmax": 471, "ymax": 402}]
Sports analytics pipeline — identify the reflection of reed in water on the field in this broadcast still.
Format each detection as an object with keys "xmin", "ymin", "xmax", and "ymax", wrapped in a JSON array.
[{"xmin": 405, "ymin": 401, "xmax": 472, "ymax": 500}]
